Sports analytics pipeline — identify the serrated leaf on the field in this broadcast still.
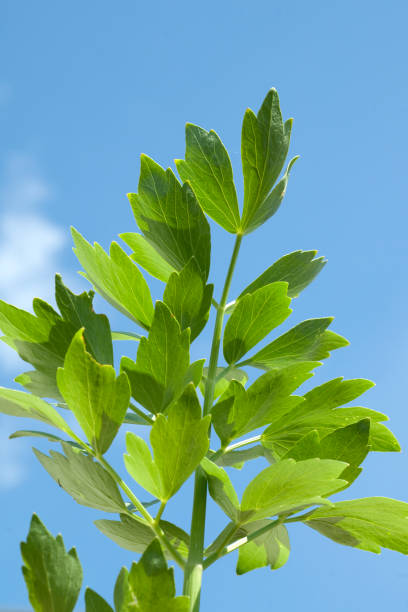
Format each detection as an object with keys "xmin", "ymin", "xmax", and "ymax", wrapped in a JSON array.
[
  {"xmin": 95, "ymin": 515, "xmax": 189, "ymax": 559},
  {"xmin": 127, "ymin": 155, "xmax": 211, "ymax": 280},
  {"xmin": 237, "ymin": 522, "xmax": 290, "ymax": 574},
  {"xmin": 223, "ymin": 282, "xmax": 292, "ymax": 364},
  {"xmin": 240, "ymin": 458, "xmax": 348, "ymax": 523},
  {"xmin": 0, "ymin": 387, "xmax": 73, "ymax": 435},
  {"xmin": 212, "ymin": 362, "xmax": 316, "ymax": 446},
  {"xmin": 262, "ymin": 378, "xmax": 399, "ymax": 459},
  {"xmin": 238, "ymin": 250, "xmax": 327, "ymax": 299},
  {"xmin": 85, "ymin": 589, "xmax": 114, "ymax": 612},
  {"xmin": 305, "ymin": 497, "xmax": 408, "ymax": 554},
  {"xmin": 176, "ymin": 124, "xmax": 240, "ymax": 234},
  {"xmin": 71, "ymin": 228, "xmax": 154, "ymax": 330},
  {"xmin": 241, "ymin": 89, "xmax": 293, "ymax": 233},
  {"xmin": 34, "ymin": 443, "xmax": 126, "ymax": 513},
  {"xmin": 163, "ymin": 258, "xmax": 213, "ymax": 341},
  {"xmin": 21, "ymin": 514, "xmax": 82, "ymax": 612},
  {"xmin": 125, "ymin": 386, "xmax": 210, "ymax": 501},
  {"xmin": 201, "ymin": 457, "xmax": 240, "ymax": 521},
  {"xmin": 121, "ymin": 302, "xmax": 191, "ymax": 414},
  {"xmin": 241, "ymin": 318, "xmax": 349, "ymax": 370},
  {"xmin": 57, "ymin": 329, "xmax": 130, "ymax": 454},
  {"xmin": 120, "ymin": 232, "xmax": 176, "ymax": 282},
  {"xmin": 128, "ymin": 540, "xmax": 190, "ymax": 611},
  {"xmin": 199, "ymin": 366, "xmax": 249, "ymax": 400}
]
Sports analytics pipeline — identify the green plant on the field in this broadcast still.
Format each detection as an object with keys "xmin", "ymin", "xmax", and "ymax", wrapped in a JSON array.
[{"xmin": 2, "ymin": 89, "xmax": 408, "ymax": 612}]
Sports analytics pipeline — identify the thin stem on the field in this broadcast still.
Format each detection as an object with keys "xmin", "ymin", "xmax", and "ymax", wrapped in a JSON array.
[
  {"xmin": 128, "ymin": 401, "xmax": 155, "ymax": 425},
  {"xmin": 154, "ymin": 501, "xmax": 166, "ymax": 525},
  {"xmin": 204, "ymin": 523, "xmax": 241, "ymax": 568},
  {"xmin": 210, "ymin": 435, "xmax": 262, "ymax": 464},
  {"xmin": 183, "ymin": 233, "xmax": 243, "ymax": 612}
]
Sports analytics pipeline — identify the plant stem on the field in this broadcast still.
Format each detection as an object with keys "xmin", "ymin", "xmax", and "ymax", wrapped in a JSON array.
[
  {"xmin": 183, "ymin": 234, "xmax": 243, "ymax": 612},
  {"xmin": 128, "ymin": 400, "xmax": 155, "ymax": 425},
  {"xmin": 210, "ymin": 434, "xmax": 262, "ymax": 464}
]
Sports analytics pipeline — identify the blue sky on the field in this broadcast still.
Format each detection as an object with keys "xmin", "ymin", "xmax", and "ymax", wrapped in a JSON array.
[{"xmin": 1, "ymin": 1, "xmax": 408, "ymax": 610}]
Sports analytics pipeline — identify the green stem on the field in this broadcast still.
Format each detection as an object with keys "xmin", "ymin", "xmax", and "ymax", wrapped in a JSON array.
[
  {"xmin": 210, "ymin": 434, "xmax": 262, "ymax": 464},
  {"xmin": 183, "ymin": 234, "xmax": 243, "ymax": 612},
  {"xmin": 129, "ymin": 400, "xmax": 155, "ymax": 425}
]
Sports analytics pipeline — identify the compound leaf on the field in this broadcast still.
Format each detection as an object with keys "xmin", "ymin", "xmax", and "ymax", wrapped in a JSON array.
[{"xmin": 236, "ymin": 521, "xmax": 290, "ymax": 574}]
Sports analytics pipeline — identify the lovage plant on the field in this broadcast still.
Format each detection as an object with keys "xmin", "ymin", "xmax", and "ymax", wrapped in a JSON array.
[{"xmin": 2, "ymin": 89, "xmax": 408, "ymax": 612}]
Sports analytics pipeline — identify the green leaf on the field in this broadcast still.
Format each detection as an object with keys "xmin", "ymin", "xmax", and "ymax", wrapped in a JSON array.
[
  {"xmin": 212, "ymin": 362, "xmax": 316, "ymax": 446},
  {"xmin": 125, "ymin": 385, "xmax": 210, "ymax": 501},
  {"xmin": 236, "ymin": 522, "xmax": 290, "ymax": 574},
  {"xmin": 127, "ymin": 155, "xmax": 211, "ymax": 280},
  {"xmin": 9, "ymin": 429, "xmax": 72, "ymax": 443},
  {"xmin": 262, "ymin": 377, "xmax": 400, "ymax": 459},
  {"xmin": 241, "ymin": 318, "xmax": 349, "ymax": 370},
  {"xmin": 85, "ymin": 589, "xmax": 114, "ymax": 612},
  {"xmin": 241, "ymin": 88, "xmax": 293, "ymax": 233},
  {"xmin": 216, "ymin": 445, "xmax": 266, "ymax": 470},
  {"xmin": 57, "ymin": 329, "xmax": 130, "ymax": 454},
  {"xmin": 71, "ymin": 228, "xmax": 154, "ymax": 330},
  {"xmin": 21, "ymin": 514, "xmax": 82, "ymax": 612},
  {"xmin": 305, "ymin": 497, "xmax": 408, "ymax": 554},
  {"xmin": 223, "ymin": 283, "xmax": 292, "ymax": 364},
  {"xmin": 121, "ymin": 302, "xmax": 191, "ymax": 414},
  {"xmin": 127, "ymin": 539, "xmax": 190, "ymax": 611},
  {"xmin": 201, "ymin": 457, "xmax": 240, "ymax": 521},
  {"xmin": 114, "ymin": 567, "xmax": 134, "ymax": 612},
  {"xmin": 34, "ymin": 443, "xmax": 126, "ymax": 513},
  {"xmin": 0, "ymin": 387, "xmax": 73, "ymax": 435},
  {"xmin": 240, "ymin": 458, "xmax": 348, "ymax": 523},
  {"xmin": 176, "ymin": 124, "xmax": 240, "ymax": 234},
  {"xmin": 238, "ymin": 250, "xmax": 327, "ymax": 299},
  {"xmin": 163, "ymin": 258, "xmax": 213, "ymax": 341},
  {"xmin": 95, "ymin": 515, "xmax": 189, "ymax": 559},
  {"xmin": 199, "ymin": 366, "xmax": 249, "ymax": 401},
  {"xmin": 120, "ymin": 232, "xmax": 177, "ymax": 282},
  {"xmin": 112, "ymin": 330, "xmax": 142, "ymax": 342}
]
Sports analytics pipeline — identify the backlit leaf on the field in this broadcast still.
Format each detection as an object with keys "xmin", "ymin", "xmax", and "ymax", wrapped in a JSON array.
[
  {"xmin": 199, "ymin": 366, "xmax": 249, "ymax": 401},
  {"xmin": 237, "ymin": 522, "xmax": 290, "ymax": 574},
  {"xmin": 120, "ymin": 233, "xmax": 176, "ymax": 282},
  {"xmin": 201, "ymin": 457, "xmax": 240, "ymax": 521}
]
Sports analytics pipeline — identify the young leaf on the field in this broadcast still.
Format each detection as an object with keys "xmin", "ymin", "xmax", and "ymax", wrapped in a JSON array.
[
  {"xmin": 121, "ymin": 302, "xmax": 191, "ymax": 414},
  {"xmin": 34, "ymin": 443, "xmax": 126, "ymax": 513},
  {"xmin": 199, "ymin": 366, "xmax": 249, "ymax": 401},
  {"xmin": 125, "ymin": 386, "xmax": 210, "ymax": 501},
  {"xmin": 305, "ymin": 497, "xmax": 408, "ymax": 555},
  {"xmin": 127, "ymin": 539, "xmax": 190, "ymax": 611},
  {"xmin": 238, "ymin": 250, "xmax": 327, "ymax": 299},
  {"xmin": 85, "ymin": 589, "xmax": 114, "ymax": 612},
  {"xmin": 236, "ymin": 521, "xmax": 290, "ymax": 574},
  {"xmin": 176, "ymin": 124, "xmax": 241, "ymax": 234},
  {"xmin": 201, "ymin": 457, "xmax": 240, "ymax": 521},
  {"xmin": 241, "ymin": 88, "xmax": 293, "ymax": 233},
  {"xmin": 163, "ymin": 258, "xmax": 213, "ymax": 341},
  {"xmin": 71, "ymin": 228, "xmax": 154, "ymax": 330},
  {"xmin": 240, "ymin": 458, "xmax": 348, "ymax": 523},
  {"xmin": 223, "ymin": 282, "xmax": 292, "ymax": 364},
  {"xmin": 240, "ymin": 318, "xmax": 349, "ymax": 370},
  {"xmin": 127, "ymin": 155, "xmax": 211, "ymax": 280},
  {"xmin": 120, "ymin": 232, "xmax": 176, "ymax": 282},
  {"xmin": 57, "ymin": 329, "xmax": 130, "ymax": 455},
  {"xmin": 95, "ymin": 514, "xmax": 189, "ymax": 559},
  {"xmin": 21, "ymin": 514, "xmax": 82, "ymax": 612}
]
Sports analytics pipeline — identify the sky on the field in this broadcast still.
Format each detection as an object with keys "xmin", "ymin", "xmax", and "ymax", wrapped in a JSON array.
[{"xmin": 1, "ymin": 0, "xmax": 408, "ymax": 610}]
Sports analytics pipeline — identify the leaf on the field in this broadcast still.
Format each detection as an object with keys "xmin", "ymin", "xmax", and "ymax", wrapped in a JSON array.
[
  {"xmin": 123, "ymin": 411, "xmax": 151, "ymax": 426},
  {"xmin": 9, "ymin": 429, "xmax": 71, "ymax": 443},
  {"xmin": 34, "ymin": 443, "xmax": 126, "ymax": 513},
  {"xmin": 120, "ymin": 232, "xmax": 176, "ymax": 282},
  {"xmin": 127, "ymin": 155, "xmax": 211, "ymax": 280},
  {"xmin": 57, "ymin": 329, "xmax": 130, "ymax": 454},
  {"xmin": 114, "ymin": 567, "xmax": 134, "ymax": 612},
  {"xmin": 112, "ymin": 330, "xmax": 142, "ymax": 342},
  {"xmin": 236, "ymin": 522, "xmax": 290, "ymax": 574},
  {"xmin": 121, "ymin": 302, "xmax": 191, "ymax": 414},
  {"xmin": 125, "ymin": 386, "xmax": 210, "ymax": 501},
  {"xmin": 240, "ymin": 458, "xmax": 348, "ymax": 523},
  {"xmin": 238, "ymin": 250, "xmax": 327, "ymax": 299},
  {"xmin": 216, "ymin": 445, "xmax": 266, "ymax": 469},
  {"xmin": 199, "ymin": 366, "xmax": 249, "ymax": 400},
  {"xmin": 241, "ymin": 88, "xmax": 293, "ymax": 233},
  {"xmin": 305, "ymin": 497, "xmax": 408, "ymax": 554},
  {"xmin": 241, "ymin": 318, "xmax": 349, "ymax": 370},
  {"xmin": 212, "ymin": 362, "xmax": 316, "ymax": 446},
  {"xmin": 0, "ymin": 387, "xmax": 73, "ymax": 435},
  {"xmin": 176, "ymin": 124, "xmax": 241, "ymax": 234},
  {"xmin": 85, "ymin": 589, "xmax": 114, "ymax": 612},
  {"xmin": 21, "ymin": 514, "xmax": 82, "ymax": 612},
  {"xmin": 201, "ymin": 457, "xmax": 240, "ymax": 521},
  {"xmin": 262, "ymin": 377, "xmax": 400, "ymax": 459},
  {"xmin": 223, "ymin": 282, "xmax": 292, "ymax": 364},
  {"xmin": 95, "ymin": 514, "xmax": 189, "ymax": 559},
  {"xmin": 71, "ymin": 228, "xmax": 154, "ymax": 330},
  {"xmin": 127, "ymin": 539, "xmax": 190, "ymax": 611},
  {"xmin": 163, "ymin": 258, "xmax": 213, "ymax": 341}
]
